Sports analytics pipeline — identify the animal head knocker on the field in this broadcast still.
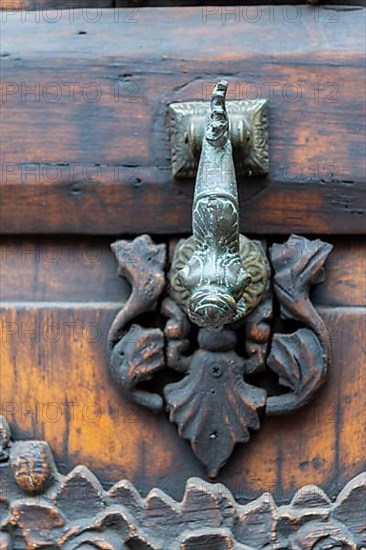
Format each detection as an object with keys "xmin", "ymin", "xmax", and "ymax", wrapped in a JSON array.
[
  {"xmin": 108, "ymin": 79, "xmax": 334, "ymax": 476},
  {"xmin": 170, "ymin": 81, "xmax": 267, "ymax": 330}
]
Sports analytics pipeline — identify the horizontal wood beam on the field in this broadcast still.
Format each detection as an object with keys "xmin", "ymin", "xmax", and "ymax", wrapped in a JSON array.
[
  {"xmin": 1, "ymin": 1, "xmax": 365, "ymax": 9},
  {"xmin": 1, "ymin": 176, "xmax": 365, "ymax": 235},
  {"xmin": 0, "ymin": 0, "xmax": 112, "ymax": 8},
  {"xmin": 1, "ymin": 7, "xmax": 365, "ymax": 235}
]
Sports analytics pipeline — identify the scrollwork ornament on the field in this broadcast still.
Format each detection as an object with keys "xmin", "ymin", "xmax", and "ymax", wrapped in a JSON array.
[{"xmin": 108, "ymin": 232, "xmax": 333, "ymax": 475}]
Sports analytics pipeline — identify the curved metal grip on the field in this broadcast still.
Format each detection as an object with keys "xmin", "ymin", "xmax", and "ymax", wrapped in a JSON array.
[
  {"xmin": 170, "ymin": 81, "xmax": 269, "ymax": 330},
  {"xmin": 178, "ymin": 81, "xmax": 250, "ymax": 329}
]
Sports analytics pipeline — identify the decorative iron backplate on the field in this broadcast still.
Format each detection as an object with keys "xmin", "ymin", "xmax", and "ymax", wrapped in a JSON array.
[
  {"xmin": 0, "ymin": 416, "xmax": 364, "ymax": 549},
  {"xmin": 107, "ymin": 233, "xmax": 333, "ymax": 477}
]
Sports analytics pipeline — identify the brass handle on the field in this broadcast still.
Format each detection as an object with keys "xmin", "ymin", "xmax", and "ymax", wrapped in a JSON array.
[{"xmin": 170, "ymin": 81, "xmax": 269, "ymax": 330}]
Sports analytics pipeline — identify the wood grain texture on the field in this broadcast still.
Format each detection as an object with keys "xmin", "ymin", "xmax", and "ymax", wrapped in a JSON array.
[
  {"xmin": 1, "ymin": 1, "xmax": 365, "ymax": 9},
  {"xmin": 4, "ymin": 236, "xmax": 358, "ymax": 306},
  {"xmin": 1, "ymin": 238, "xmax": 365, "ymax": 501},
  {"xmin": 0, "ymin": 238, "xmax": 129, "ymax": 302},
  {"xmin": 0, "ymin": 0, "xmax": 112, "ymax": 8},
  {"xmin": 311, "ymin": 237, "xmax": 366, "ymax": 307},
  {"xmin": 1, "ymin": 7, "xmax": 365, "ymax": 235},
  {"xmin": 116, "ymin": 1, "xmax": 366, "ymax": 5}
]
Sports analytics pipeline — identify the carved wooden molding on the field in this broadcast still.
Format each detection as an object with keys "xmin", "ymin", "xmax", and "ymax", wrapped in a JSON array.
[
  {"xmin": 108, "ymin": 234, "xmax": 333, "ymax": 476},
  {"xmin": 0, "ymin": 416, "xmax": 365, "ymax": 549}
]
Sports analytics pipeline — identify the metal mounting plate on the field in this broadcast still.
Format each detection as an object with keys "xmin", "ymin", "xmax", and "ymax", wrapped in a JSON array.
[{"xmin": 169, "ymin": 99, "xmax": 269, "ymax": 179}]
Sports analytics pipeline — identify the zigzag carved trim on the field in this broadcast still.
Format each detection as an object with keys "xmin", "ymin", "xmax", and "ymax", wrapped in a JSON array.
[{"xmin": 0, "ymin": 416, "xmax": 365, "ymax": 549}]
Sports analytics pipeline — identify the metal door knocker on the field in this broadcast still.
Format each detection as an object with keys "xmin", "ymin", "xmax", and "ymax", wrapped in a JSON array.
[{"xmin": 107, "ymin": 81, "xmax": 333, "ymax": 477}]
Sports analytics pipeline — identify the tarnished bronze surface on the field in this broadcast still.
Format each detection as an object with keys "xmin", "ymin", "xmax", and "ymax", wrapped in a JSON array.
[
  {"xmin": 170, "ymin": 81, "xmax": 269, "ymax": 330},
  {"xmin": 169, "ymin": 95, "xmax": 269, "ymax": 178}
]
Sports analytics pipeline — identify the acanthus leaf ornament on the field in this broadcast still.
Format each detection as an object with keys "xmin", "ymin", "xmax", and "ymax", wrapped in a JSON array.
[
  {"xmin": 107, "ymin": 81, "xmax": 334, "ymax": 476},
  {"xmin": 266, "ymin": 235, "xmax": 333, "ymax": 415},
  {"xmin": 108, "ymin": 234, "xmax": 166, "ymax": 413},
  {"xmin": 164, "ymin": 327, "xmax": 267, "ymax": 478}
]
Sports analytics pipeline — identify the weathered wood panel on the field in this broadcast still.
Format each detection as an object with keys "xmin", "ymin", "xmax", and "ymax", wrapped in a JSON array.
[
  {"xmin": 1, "ymin": 303, "xmax": 364, "ymax": 501},
  {"xmin": 1, "ymin": 237, "xmax": 363, "ymax": 305},
  {"xmin": 1, "ymin": 178, "xmax": 365, "ymax": 235},
  {"xmin": 1, "ymin": 7, "xmax": 365, "ymax": 234},
  {"xmin": 0, "ymin": 238, "xmax": 129, "ymax": 302},
  {"xmin": 1, "ymin": 1, "xmax": 364, "ymax": 9},
  {"xmin": 311, "ymin": 238, "xmax": 366, "ymax": 307},
  {"xmin": 0, "ymin": 0, "xmax": 112, "ymax": 8},
  {"xmin": 1, "ymin": 237, "xmax": 365, "ymax": 500}
]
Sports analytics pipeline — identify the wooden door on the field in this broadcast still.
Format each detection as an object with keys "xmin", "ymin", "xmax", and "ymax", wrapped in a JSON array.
[{"xmin": 0, "ymin": 3, "xmax": 365, "ymax": 548}]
